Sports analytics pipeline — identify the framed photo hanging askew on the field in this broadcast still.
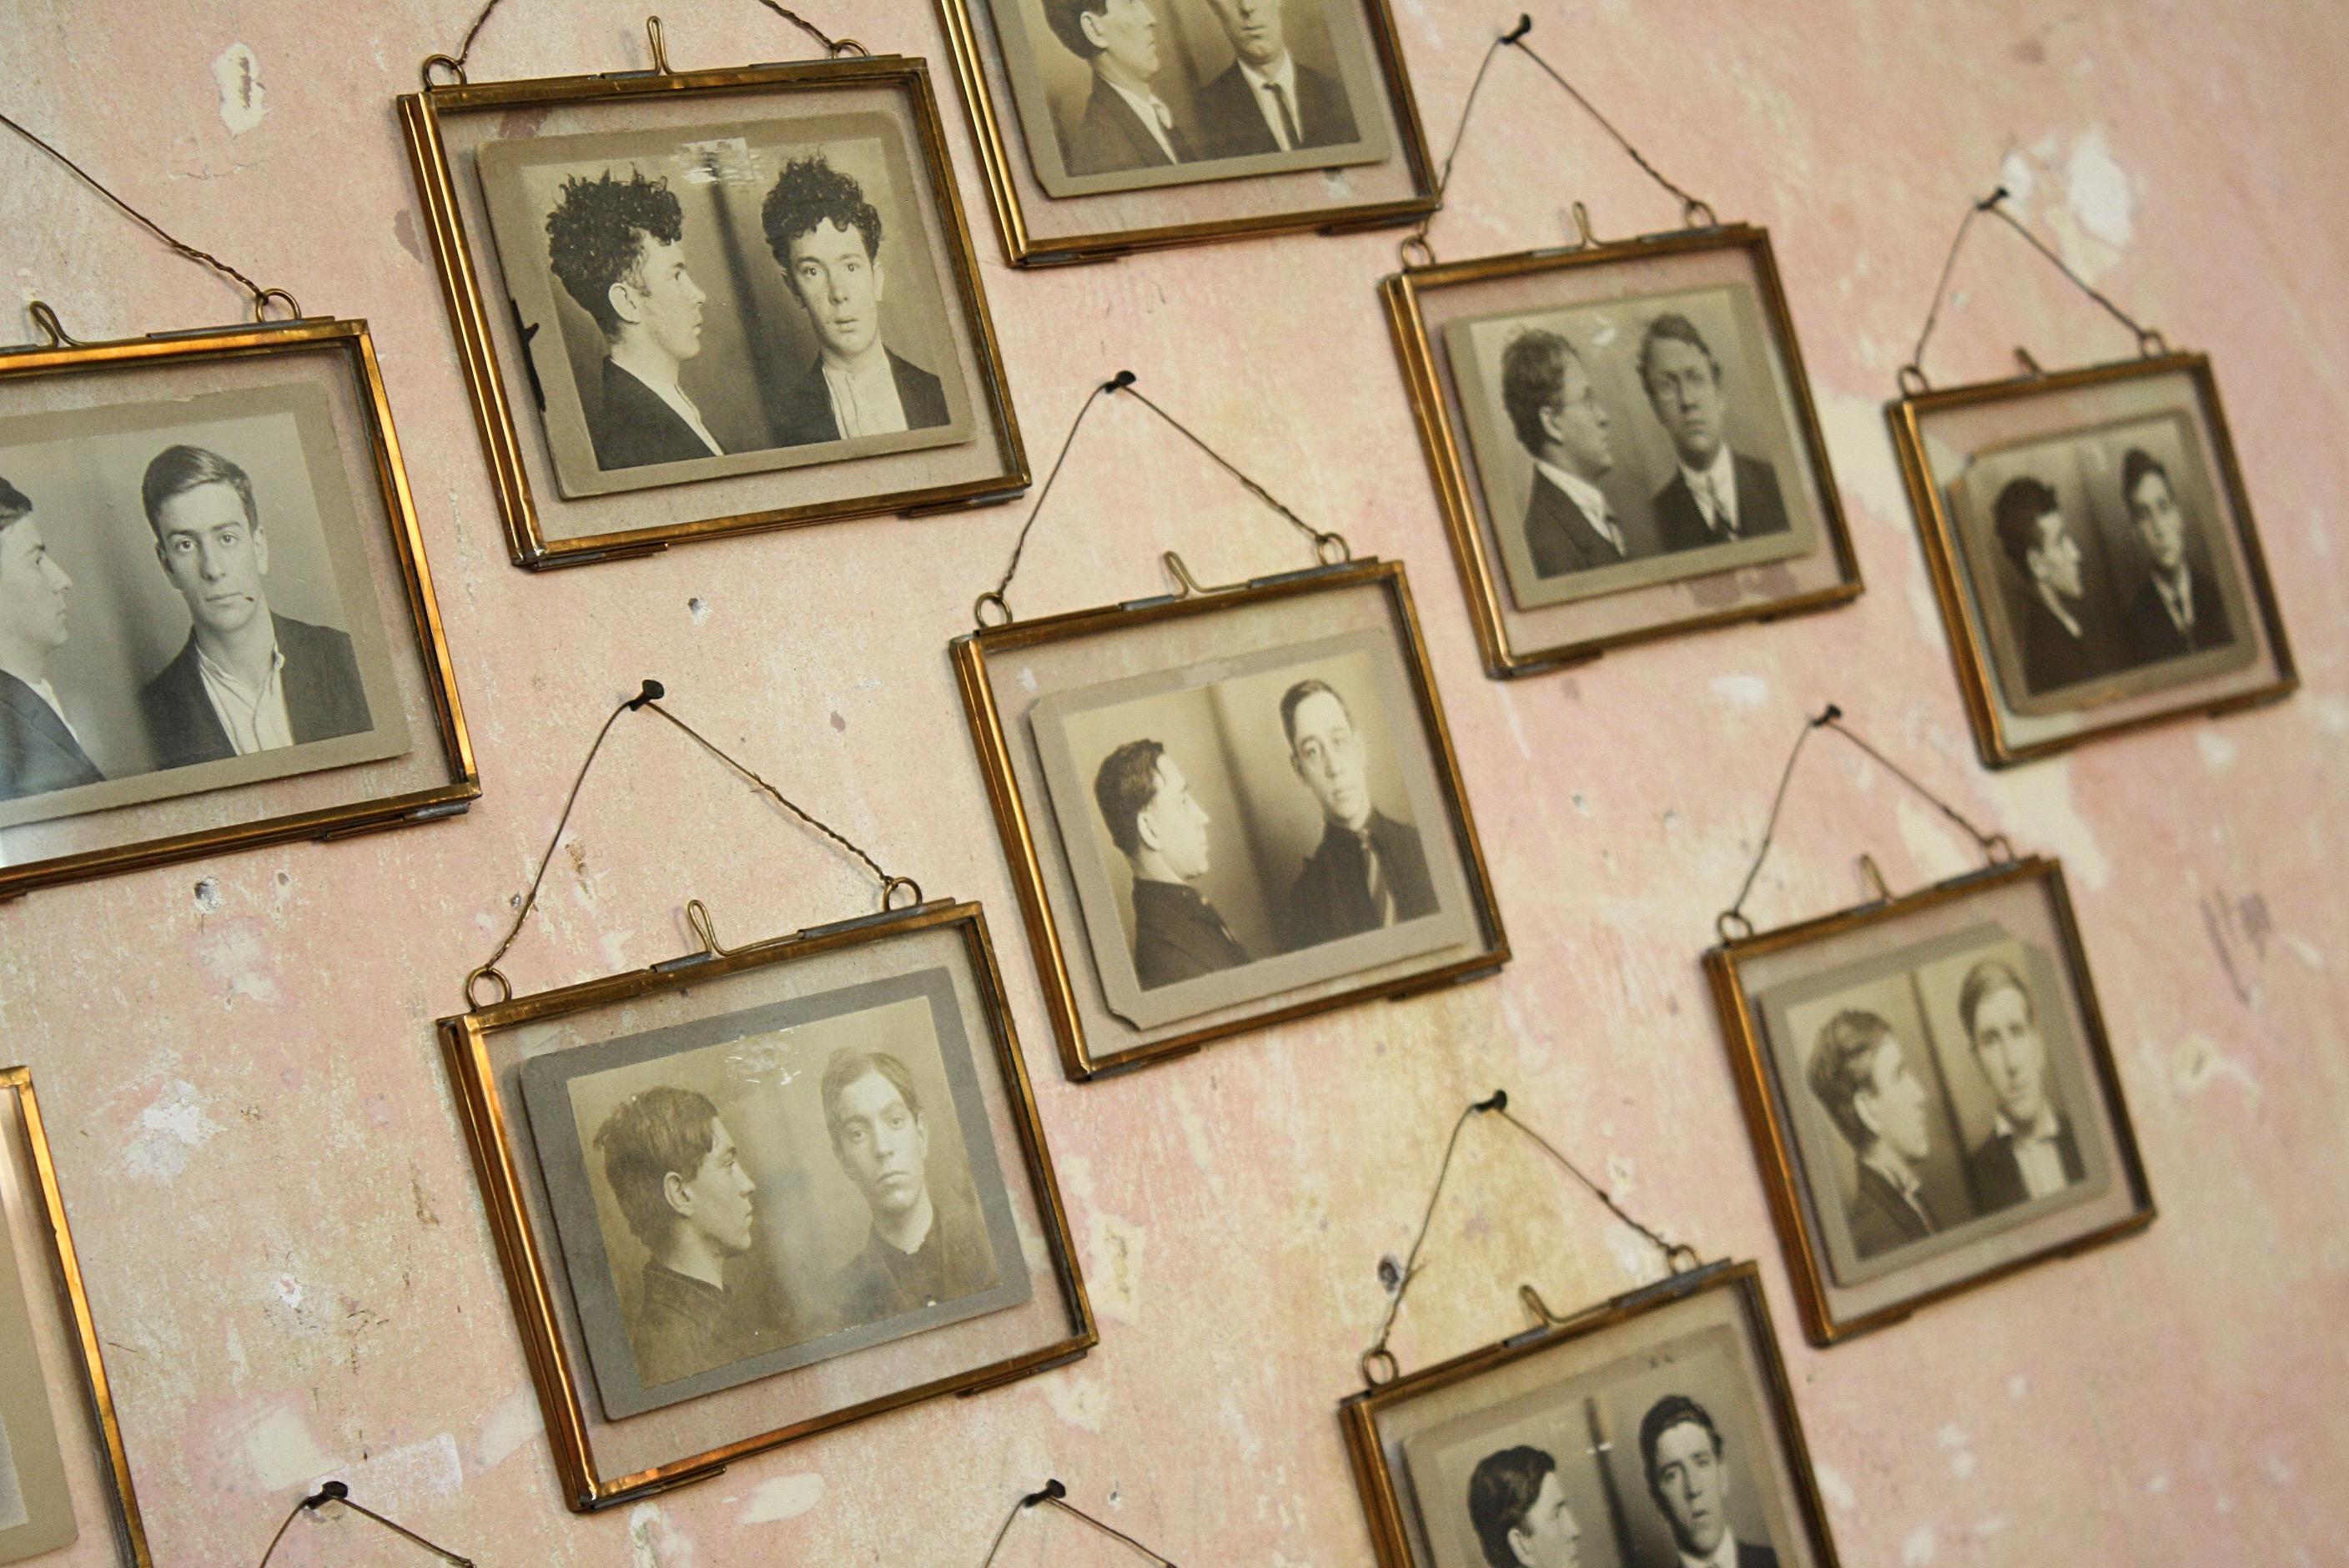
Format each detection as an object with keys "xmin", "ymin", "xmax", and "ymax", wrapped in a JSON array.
[
  {"xmin": 933, "ymin": 0, "xmax": 1438, "ymax": 264},
  {"xmin": 399, "ymin": 16, "xmax": 1028, "ymax": 568}
]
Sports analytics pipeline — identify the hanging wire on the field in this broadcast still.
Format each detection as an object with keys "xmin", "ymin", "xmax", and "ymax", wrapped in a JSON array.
[
  {"xmin": 751, "ymin": 0, "xmax": 868, "ymax": 55},
  {"xmin": 1898, "ymin": 185, "xmax": 2169, "ymax": 395},
  {"xmin": 974, "ymin": 372, "xmax": 1133, "ymax": 626},
  {"xmin": 255, "ymin": 1481, "xmax": 472, "ymax": 1566},
  {"xmin": 1714, "ymin": 704, "xmax": 2014, "ymax": 943},
  {"xmin": 422, "ymin": 0, "xmax": 865, "ymax": 85},
  {"xmin": 1361, "ymin": 1090, "xmax": 1698, "ymax": 1386},
  {"xmin": 978, "ymin": 1479, "xmax": 1175, "ymax": 1566}
]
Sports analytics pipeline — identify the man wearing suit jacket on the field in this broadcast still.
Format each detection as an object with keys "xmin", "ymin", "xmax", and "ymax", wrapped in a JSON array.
[
  {"xmin": 1044, "ymin": 0, "xmax": 1193, "ymax": 177},
  {"xmin": 1637, "ymin": 1395, "xmax": 1780, "ymax": 1568},
  {"xmin": 1990, "ymin": 475, "xmax": 2113, "ymax": 697},
  {"xmin": 1276, "ymin": 678, "xmax": 1436, "ymax": 950},
  {"xmin": 136, "ymin": 446, "xmax": 371, "ymax": 771},
  {"xmin": 1497, "ymin": 329, "xmax": 1633, "ymax": 579},
  {"xmin": 1195, "ymin": 0, "xmax": 1359, "ymax": 159},
  {"xmin": 1466, "ymin": 1445, "xmax": 1584, "ymax": 1568},
  {"xmin": 1957, "ymin": 958, "xmax": 2085, "ymax": 1214},
  {"xmin": 1807, "ymin": 1009, "xmax": 1946, "ymax": 1260},
  {"xmin": 544, "ymin": 169, "xmax": 723, "ymax": 470},
  {"xmin": 757, "ymin": 156, "xmax": 951, "ymax": 448},
  {"xmin": 0, "ymin": 477, "xmax": 103, "ymax": 802},
  {"xmin": 1637, "ymin": 314, "xmax": 1792, "ymax": 554},
  {"xmin": 2116, "ymin": 446, "xmax": 2231, "ymax": 667},
  {"xmin": 1094, "ymin": 737, "xmax": 1250, "ymax": 988}
]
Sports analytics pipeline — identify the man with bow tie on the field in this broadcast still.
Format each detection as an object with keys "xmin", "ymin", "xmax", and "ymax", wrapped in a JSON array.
[
  {"xmin": 1637, "ymin": 314, "xmax": 1791, "ymax": 555},
  {"xmin": 1045, "ymin": 0, "xmax": 1194, "ymax": 177},
  {"xmin": 1275, "ymin": 677, "xmax": 1436, "ymax": 949},
  {"xmin": 1498, "ymin": 329, "xmax": 1637, "ymax": 579},
  {"xmin": 1956, "ymin": 957, "xmax": 2085, "ymax": 1214}
]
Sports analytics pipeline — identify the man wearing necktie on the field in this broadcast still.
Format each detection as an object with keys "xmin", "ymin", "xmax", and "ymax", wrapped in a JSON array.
[
  {"xmin": 1497, "ymin": 329, "xmax": 1636, "ymax": 579},
  {"xmin": 1637, "ymin": 314, "xmax": 1793, "ymax": 555},
  {"xmin": 1275, "ymin": 678, "xmax": 1436, "ymax": 951},
  {"xmin": 1805, "ymin": 1009, "xmax": 1948, "ymax": 1261},
  {"xmin": 2115, "ymin": 445, "xmax": 2232, "ymax": 667},
  {"xmin": 1955, "ymin": 958, "xmax": 2085, "ymax": 1214},
  {"xmin": 1195, "ymin": 0, "xmax": 1359, "ymax": 160},
  {"xmin": 1045, "ymin": 0, "xmax": 1194, "ymax": 177}
]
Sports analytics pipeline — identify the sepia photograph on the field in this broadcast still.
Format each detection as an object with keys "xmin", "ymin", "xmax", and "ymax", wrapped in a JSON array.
[{"xmin": 521, "ymin": 965, "xmax": 1034, "ymax": 1420}]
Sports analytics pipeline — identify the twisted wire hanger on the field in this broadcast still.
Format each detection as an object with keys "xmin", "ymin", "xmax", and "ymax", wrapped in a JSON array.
[
  {"xmin": 421, "ymin": 0, "xmax": 866, "ymax": 86},
  {"xmin": 978, "ymin": 1479, "xmax": 1175, "ymax": 1565}
]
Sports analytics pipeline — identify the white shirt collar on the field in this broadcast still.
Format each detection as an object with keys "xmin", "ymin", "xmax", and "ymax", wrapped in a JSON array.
[
  {"xmin": 1680, "ymin": 445, "xmax": 1739, "ymax": 531},
  {"xmin": 1677, "ymin": 1532, "xmax": 1743, "ymax": 1568},
  {"xmin": 820, "ymin": 354, "xmax": 910, "ymax": 439},
  {"xmin": 1104, "ymin": 79, "xmax": 1180, "ymax": 163},
  {"xmin": 1236, "ymin": 53, "xmax": 1302, "ymax": 148},
  {"xmin": 1994, "ymin": 1105, "xmax": 2062, "ymax": 1143},
  {"xmin": 1531, "ymin": 460, "xmax": 1623, "ymax": 553},
  {"xmin": 24, "ymin": 676, "xmax": 83, "ymax": 746},
  {"xmin": 2035, "ymin": 581, "xmax": 2085, "ymax": 639},
  {"xmin": 194, "ymin": 636, "xmax": 296, "ymax": 756}
]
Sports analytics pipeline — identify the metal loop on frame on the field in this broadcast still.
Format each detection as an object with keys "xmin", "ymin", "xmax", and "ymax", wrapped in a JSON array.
[
  {"xmin": 253, "ymin": 287, "xmax": 302, "ymax": 323},
  {"xmin": 644, "ymin": 14, "xmax": 673, "ymax": 74},
  {"xmin": 24, "ymin": 301, "xmax": 79, "ymax": 349},
  {"xmin": 882, "ymin": 875, "xmax": 923, "ymax": 912}
]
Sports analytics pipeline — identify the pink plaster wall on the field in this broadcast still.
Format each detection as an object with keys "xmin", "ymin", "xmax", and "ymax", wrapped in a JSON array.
[{"xmin": 2, "ymin": 0, "xmax": 2344, "ymax": 1561}]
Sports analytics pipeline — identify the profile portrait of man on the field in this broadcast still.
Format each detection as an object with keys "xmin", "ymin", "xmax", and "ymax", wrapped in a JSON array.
[
  {"xmin": 1637, "ymin": 1395, "xmax": 1777, "ymax": 1568},
  {"xmin": 1043, "ymin": 0, "xmax": 1192, "ymax": 175},
  {"xmin": 0, "ymin": 478, "xmax": 103, "ymax": 802},
  {"xmin": 1277, "ymin": 678, "xmax": 1436, "ymax": 949},
  {"xmin": 136, "ymin": 445, "xmax": 370, "ymax": 771},
  {"xmin": 1194, "ymin": 0, "xmax": 1359, "ymax": 159},
  {"xmin": 1991, "ymin": 475, "xmax": 2110, "ymax": 696},
  {"xmin": 1956, "ymin": 958, "xmax": 2084, "ymax": 1214},
  {"xmin": 1466, "ymin": 1445, "xmax": 1582, "ymax": 1568},
  {"xmin": 1498, "ymin": 329, "xmax": 1633, "ymax": 578},
  {"xmin": 1093, "ymin": 737, "xmax": 1250, "ymax": 988},
  {"xmin": 1805, "ymin": 1008, "xmax": 1944, "ymax": 1259},
  {"xmin": 544, "ymin": 169, "xmax": 722, "ymax": 470},
  {"xmin": 593, "ymin": 1086, "xmax": 767, "ymax": 1386},
  {"xmin": 758, "ymin": 155, "xmax": 949, "ymax": 446},
  {"xmin": 820, "ymin": 1048, "xmax": 997, "ymax": 1324},
  {"xmin": 1637, "ymin": 314, "xmax": 1790, "ymax": 553},
  {"xmin": 2116, "ymin": 446, "xmax": 2231, "ymax": 666}
]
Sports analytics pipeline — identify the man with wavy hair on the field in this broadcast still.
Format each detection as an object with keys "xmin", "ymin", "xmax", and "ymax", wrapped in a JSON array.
[{"xmin": 758, "ymin": 155, "xmax": 949, "ymax": 446}]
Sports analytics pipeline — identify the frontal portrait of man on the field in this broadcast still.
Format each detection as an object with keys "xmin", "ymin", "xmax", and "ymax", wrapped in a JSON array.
[
  {"xmin": 1956, "ymin": 958, "xmax": 2084, "ymax": 1214},
  {"xmin": 1194, "ymin": 0, "xmax": 1359, "ymax": 159},
  {"xmin": 1639, "ymin": 314, "xmax": 1790, "ymax": 553},
  {"xmin": 1805, "ymin": 1009, "xmax": 1944, "ymax": 1260},
  {"xmin": 544, "ymin": 169, "xmax": 723, "ymax": 470},
  {"xmin": 0, "ymin": 477, "xmax": 102, "ymax": 802},
  {"xmin": 759, "ymin": 156, "xmax": 950, "ymax": 446},
  {"xmin": 1637, "ymin": 1395, "xmax": 1775, "ymax": 1568},
  {"xmin": 2116, "ymin": 446, "xmax": 2231, "ymax": 666},
  {"xmin": 136, "ymin": 445, "xmax": 370, "ymax": 771},
  {"xmin": 1989, "ymin": 475, "xmax": 2112, "ymax": 696},
  {"xmin": 819, "ymin": 1048, "xmax": 998, "ymax": 1325},
  {"xmin": 1277, "ymin": 677, "xmax": 1436, "ymax": 949},
  {"xmin": 1044, "ymin": 0, "xmax": 1192, "ymax": 175},
  {"xmin": 1499, "ymin": 329, "xmax": 1632, "ymax": 579},
  {"xmin": 1467, "ymin": 1445, "xmax": 1582, "ymax": 1568},
  {"xmin": 1093, "ymin": 737, "xmax": 1250, "ymax": 987}
]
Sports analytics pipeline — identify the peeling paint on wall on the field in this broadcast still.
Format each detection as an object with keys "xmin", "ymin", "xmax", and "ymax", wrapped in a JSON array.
[{"xmin": 211, "ymin": 43, "xmax": 268, "ymax": 134}]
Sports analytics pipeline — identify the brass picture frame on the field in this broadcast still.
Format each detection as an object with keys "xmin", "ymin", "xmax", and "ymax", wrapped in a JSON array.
[
  {"xmin": 1705, "ymin": 857, "xmax": 2155, "ymax": 1345},
  {"xmin": 399, "ymin": 52, "xmax": 1029, "ymax": 569},
  {"xmin": 1887, "ymin": 350, "xmax": 2296, "ymax": 766},
  {"xmin": 0, "ymin": 1068, "xmax": 153, "ymax": 1565},
  {"xmin": 1385, "ymin": 225, "xmax": 1863, "ymax": 678},
  {"xmin": 954, "ymin": 559, "xmax": 1507, "ymax": 1079},
  {"xmin": 0, "ymin": 315, "xmax": 477, "ymax": 901},
  {"xmin": 1340, "ymin": 1261, "xmax": 1839, "ymax": 1568},
  {"xmin": 932, "ymin": 0, "xmax": 1438, "ymax": 266},
  {"xmin": 436, "ymin": 899, "xmax": 1094, "ymax": 1510}
]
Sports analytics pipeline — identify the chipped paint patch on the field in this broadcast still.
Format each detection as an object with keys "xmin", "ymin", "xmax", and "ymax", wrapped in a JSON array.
[
  {"xmin": 475, "ymin": 1387, "xmax": 543, "ymax": 1473},
  {"xmin": 630, "ymin": 1502, "xmax": 701, "ymax": 1567},
  {"xmin": 739, "ymin": 1473, "xmax": 825, "ymax": 1524},
  {"xmin": 2171, "ymin": 1033, "xmax": 2262, "ymax": 1105},
  {"xmin": 2285, "ymin": 935, "xmax": 2325, "ymax": 972},
  {"xmin": 1043, "ymin": 1369, "xmax": 1110, "ymax": 1430},
  {"xmin": 2066, "ymin": 128, "xmax": 2134, "ymax": 247},
  {"xmin": 1088, "ymin": 1211, "xmax": 1147, "ymax": 1322},
  {"xmin": 315, "ymin": 1432, "xmax": 463, "ymax": 1502},
  {"xmin": 1902, "ymin": 1524, "xmax": 1939, "ymax": 1565},
  {"xmin": 123, "ymin": 1078, "xmax": 221, "ymax": 1180},
  {"xmin": 192, "ymin": 917, "xmax": 284, "ymax": 1004},
  {"xmin": 1938, "ymin": 1422, "xmax": 1976, "ymax": 1479},
  {"xmin": 234, "ymin": 1405, "xmax": 339, "ymax": 1490},
  {"xmin": 1815, "ymin": 1463, "xmax": 1855, "ymax": 1511},
  {"xmin": 1984, "ymin": 761, "xmax": 2110, "ymax": 888},
  {"xmin": 2007, "ymin": 1373, "xmax": 2030, "ymax": 1400},
  {"xmin": 1710, "ymin": 674, "xmax": 1768, "ymax": 706},
  {"xmin": 212, "ymin": 43, "xmax": 269, "ymax": 134},
  {"xmin": 688, "ymin": 595, "xmax": 712, "ymax": 625},
  {"xmin": 2197, "ymin": 730, "xmax": 2239, "ymax": 771}
]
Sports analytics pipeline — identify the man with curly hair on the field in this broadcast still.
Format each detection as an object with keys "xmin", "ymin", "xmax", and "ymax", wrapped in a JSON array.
[
  {"xmin": 758, "ymin": 155, "xmax": 949, "ymax": 446},
  {"xmin": 544, "ymin": 168, "xmax": 722, "ymax": 470}
]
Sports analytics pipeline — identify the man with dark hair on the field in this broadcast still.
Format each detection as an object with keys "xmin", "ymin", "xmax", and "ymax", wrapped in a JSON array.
[
  {"xmin": 1043, "ymin": 0, "xmax": 1192, "ymax": 175},
  {"xmin": 819, "ymin": 1048, "xmax": 996, "ymax": 1323},
  {"xmin": 0, "ymin": 477, "xmax": 103, "ymax": 800},
  {"xmin": 1990, "ymin": 475, "xmax": 2109, "ymax": 695},
  {"xmin": 1276, "ymin": 677, "xmax": 1435, "ymax": 950},
  {"xmin": 1805, "ymin": 1009, "xmax": 1944, "ymax": 1259},
  {"xmin": 1194, "ymin": 0, "xmax": 1357, "ymax": 159},
  {"xmin": 2115, "ymin": 446, "xmax": 2231, "ymax": 664},
  {"xmin": 593, "ymin": 1085, "xmax": 766, "ymax": 1386},
  {"xmin": 1094, "ymin": 737, "xmax": 1249, "ymax": 987},
  {"xmin": 1637, "ymin": 314, "xmax": 1790, "ymax": 553},
  {"xmin": 1466, "ymin": 1445, "xmax": 1582, "ymax": 1568},
  {"xmin": 1498, "ymin": 329, "xmax": 1632, "ymax": 578},
  {"xmin": 757, "ymin": 155, "xmax": 949, "ymax": 446},
  {"xmin": 136, "ymin": 445, "xmax": 370, "ymax": 771},
  {"xmin": 1956, "ymin": 957, "xmax": 2084, "ymax": 1214},
  {"xmin": 543, "ymin": 168, "xmax": 719, "ymax": 470},
  {"xmin": 1637, "ymin": 1395, "xmax": 1777, "ymax": 1568}
]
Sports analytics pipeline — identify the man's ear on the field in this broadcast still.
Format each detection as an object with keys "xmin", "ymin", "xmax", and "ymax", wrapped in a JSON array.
[
  {"xmin": 606, "ymin": 276, "xmax": 642, "ymax": 329},
  {"xmin": 1852, "ymin": 1084, "xmax": 1884, "ymax": 1143},
  {"xmin": 1134, "ymin": 806, "xmax": 1164, "ymax": 854},
  {"xmin": 251, "ymin": 523, "xmax": 269, "ymax": 578},
  {"xmin": 1537, "ymin": 398, "xmax": 1568, "ymax": 451},
  {"xmin": 1079, "ymin": 7, "xmax": 1109, "ymax": 50},
  {"xmin": 870, "ymin": 257, "xmax": 886, "ymax": 307},
  {"xmin": 661, "ymin": 1168, "xmax": 693, "ymax": 1219},
  {"xmin": 1506, "ymin": 1525, "xmax": 1537, "ymax": 1568}
]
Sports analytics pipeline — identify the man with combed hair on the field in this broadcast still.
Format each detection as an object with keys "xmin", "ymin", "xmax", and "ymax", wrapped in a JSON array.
[
  {"xmin": 1499, "ymin": 329, "xmax": 1633, "ymax": 578},
  {"xmin": 819, "ymin": 1049, "xmax": 997, "ymax": 1324},
  {"xmin": 0, "ymin": 477, "xmax": 102, "ymax": 800},
  {"xmin": 1466, "ymin": 1445, "xmax": 1582, "ymax": 1568},
  {"xmin": 136, "ymin": 445, "xmax": 371, "ymax": 771},
  {"xmin": 758, "ymin": 155, "xmax": 949, "ymax": 446},
  {"xmin": 1277, "ymin": 677, "xmax": 1435, "ymax": 950},
  {"xmin": 1805, "ymin": 1008, "xmax": 1944, "ymax": 1259},
  {"xmin": 1042, "ymin": 0, "xmax": 1192, "ymax": 175},
  {"xmin": 594, "ymin": 1086, "xmax": 766, "ymax": 1386},
  {"xmin": 1956, "ymin": 957, "xmax": 2084, "ymax": 1214},
  {"xmin": 1194, "ymin": 0, "xmax": 1358, "ymax": 159},
  {"xmin": 2115, "ymin": 446, "xmax": 2231, "ymax": 664},
  {"xmin": 1093, "ymin": 736, "xmax": 1249, "ymax": 988},
  {"xmin": 1990, "ymin": 474, "xmax": 2110, "ymax": 696},
  {"xmin": 1637, "ymin": 1395, "xmax": 1777, "ymax": 1568},
  {"xmin": 1637, "ymin": 314, "xmax": 1790, "ymax": 553},
  {"xmin": 544, "ymin": 168, "xmax": 720, "ymax": 469}
]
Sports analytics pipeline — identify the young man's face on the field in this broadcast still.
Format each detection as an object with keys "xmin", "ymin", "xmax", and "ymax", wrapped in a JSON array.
[
  {"xmin": 617, "ymin": 234, "xmax": 707, "ymax": 364},
  {"xmin": 832, "ymin": 1069, "xmax": 930, "ymax": 1219},
  {"xmin": 786, "ymin": 219, "xmax": 884, "ymax": 364},
  {"xmin": 1203, "ymin": 0, "xmax": 1286, "ymax": 70},
  {"xmin": 673, "ymin": 1117, "xmax": 757, "ymax": 1255},
  {"xmin": 1642, "ymin": 336, "xmax": 1724, "ymax": 467},
  {"xmin": 1859, "ymin": 1035, "xmax": 1932, "ymax": 1164},
  {"xmin": 1288, "ymin": 690, "xmax": 1371, "ymax": 832},
  {"xmin": 2028, "ymin": 509, "xmax": 2085, "ymax": 601},
  {"xmin": 1138, "ymin": 754, "xmax": 1213, "ymax": 880},
  {"xmin": 153, "ymin": 481, "xmax": 269, "ymax": 639},
  {"xmin": 2127, "ymin": 470, "xmax": 2189, "ymax": 575},
  {"xmin": 1508, "ymin": 1470, "xmax": 1582, "ymax": 1568},
  {"xmin": 1547, "ymin": 355, "xmax": 1614, "ymax": 480},
  {"xmin": 0, "ymin": 515, "xmax": 73, "ymax": 660},
  {"xmin": 1969, "ymin": 983, "xmax": 2050, "ymax": 1128},
  {"xmin": 1083, "ymin": 0, "xmax": 1162, "ymax": 79},
  {"xmin": 1650, "ymin": 1420, "xmax": 1730, "ymax": 1555}
]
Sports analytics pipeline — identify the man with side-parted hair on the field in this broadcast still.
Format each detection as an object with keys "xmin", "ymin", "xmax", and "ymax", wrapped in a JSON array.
[
  {"xmin": 1499, "ymin": 329, "xmax": 1633, "ymax": 578},
  {"xmin": 1638, "ymin": 314, "xmax": 1790, "ymax": 553},
  {"xmin": 2115, "ymin": 446, "xmax": 2231, "ymax": 665},
  {"xmin": 1277, "ymin": 677, "xmax": 1435, "ymax": 950},
  {"xmin": 819, "ymin": 1048, "xmax": 996, "ymax": 1324},
  {"xmin": 1991, "ymin": 474, "xmax": 2110, "ymax": 696},
  {"xmin": 1094, "ymin": 736, "xmax": 1250, "ymax": 987},
  {"xmin": 1637, "ymin": 1395, "xmax": 1777, "ymax": 1568},
  {"xmin": 136, "ymin": 445, "xmax": 371, "ymax": 771},
  {"xmin": 1043, "ymin": 0, "xmax": 1192, "ymax": 175},
  {"xmin": 1194, "ymin": 0, "xmax": 1358, "ymax": 159},
  {"xmin": 1466, "ymin": 1445, "xmax": 1582, "ymax": 1568},
  {"xmin": 0, "ymin": 477, "xmax": 103, "ymax": 800},
  {"xmin": 758, "ymin": 155, "xmax": 949, "ymax": 446},
  {"xmin": 1805, "ymin": 1008, "xmax": 1945, "ymax": 1259},
  {"xmin": 1956, "ymin": 957, "xmax": 2084, "ymax": 1214},
  {"xmin": 544, "ymin": 169, "xmax": 721, "ymax": 469}
]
